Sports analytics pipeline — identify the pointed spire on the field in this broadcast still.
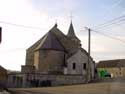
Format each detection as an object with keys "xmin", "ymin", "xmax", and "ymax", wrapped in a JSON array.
[
  {"xmin": 67, "ymin": 21, "xmax": 76, "ymax": 38},
  {"xmin": 67, "ymin": 21, "xmax": 81, "ymax": 46},
  {"xmin": 53, "ymin": 19, "xmax": 58, "ymax": 28}
]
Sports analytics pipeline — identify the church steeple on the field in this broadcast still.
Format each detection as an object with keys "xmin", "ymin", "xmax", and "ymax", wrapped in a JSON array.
[
  {"xmin": 67, "ymin": 21, "xmax": 80, "ymax": 41},
  {"xmin": 67, "ymin": 21, "xmax": 81, "ymax": 47},
  {"xmin": 67, "ymin": 21, "xmax": 76, "ymax": 38}
]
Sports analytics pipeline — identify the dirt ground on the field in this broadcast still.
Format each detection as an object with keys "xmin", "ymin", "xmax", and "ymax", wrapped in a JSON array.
[{"xmin": 10, "ymin": 81, "xmax": 125, "ymax": 94}]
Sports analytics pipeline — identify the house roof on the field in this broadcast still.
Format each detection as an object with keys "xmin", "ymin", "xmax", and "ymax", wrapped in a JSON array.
[{"xmin": 97, "ymin": 59, "xmax": 125, "ymax": 68}]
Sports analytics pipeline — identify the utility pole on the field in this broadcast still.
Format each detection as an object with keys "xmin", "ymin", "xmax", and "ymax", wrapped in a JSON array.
[
  {"xmin": 88, "ymin": 28, "xmax": 91, "ymax": 62},
  {"xmin": 85, "ymin": 27, "xmax": 91, "ymax": 82}
]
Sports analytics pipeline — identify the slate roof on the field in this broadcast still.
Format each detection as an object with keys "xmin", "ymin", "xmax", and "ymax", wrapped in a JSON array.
[
  {"xmin": 97, "ymin": 59, "xmax": 125, "ymax": 68},
  {"xmin": 67, "ymin": 22, "xmax": 80, "ymax": 42},
  {"xmin": 35, "ymin": 31, "xmax": 65, "ymax": 51},
  {"xmin": 27, "ymin": 23, "xmax": 77, "ymax": 53},
  {"xmin": 49, "ymin": 24, "xmax": 75, "ymax": 50}
]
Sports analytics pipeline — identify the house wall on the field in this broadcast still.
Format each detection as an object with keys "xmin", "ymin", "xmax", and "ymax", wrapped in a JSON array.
[
  {"xmin": 121, "ymin": 67, "xmax": 125, "ymax": 78},
  {"xmin": 66, "ymin": 50, "xmax": 95, "ymax": 81},
  {"xmin": 67, "ymin": 50, "xmax": 86, "ymax": 75},
  {"xmin": 98, "ymin": 67, "xmax": 125, "ymax": 78},
  {"xmin": 108, "ymin": 68, "xmax": 121, "ymax": 77},
  {"xmin": 67, "ymin": 50, "xmax": 91, "ymax": 74}
]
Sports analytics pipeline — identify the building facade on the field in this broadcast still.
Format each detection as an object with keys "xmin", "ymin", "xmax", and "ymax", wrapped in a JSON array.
[
  {"xmin": 8, "ymin": 22, "xmax": 95, "ymax": 88},
  {"xmin": 97, "ymin": 59, "xmax": 125, "ymax": 78}
]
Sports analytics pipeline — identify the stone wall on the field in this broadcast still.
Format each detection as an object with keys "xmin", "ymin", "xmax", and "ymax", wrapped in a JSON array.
[
  {"xmin": 36, "ymin": 50, "xmax": 65, "ymax": 74},
  {"xmin": 7, "ymin": 73, "xmax": 23, "ymax": 88},
  {"xmin": 21, "ymin": 65, "xmax": 35, "ymax": 73},
  {"xmin": 25, "ymin": 51, "xmax": 34, "ymax": 66},
  {"xmin": 27, "ymin": 73, "xmax": 86, "ymax": 86},
  {"xmin": 7, "ymin": 73, "xmax": 86, "ymax": 88}
]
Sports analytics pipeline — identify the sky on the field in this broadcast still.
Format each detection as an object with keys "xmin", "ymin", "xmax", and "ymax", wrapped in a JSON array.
[{"xmin": 0, "ymin": 0, "xmax": 125, "ymax": 71}]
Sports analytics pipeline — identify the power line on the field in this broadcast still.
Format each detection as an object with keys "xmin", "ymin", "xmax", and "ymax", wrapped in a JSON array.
[
  {"xmin": 91, "ymin": 29, "xmax": 125, "ymax": 44},
  {"xmin": 0, "ymin": 21, "xmax": 43, "ymax": 30},
  {"xmin": 92, "ymin": 15, "xmax": 125, "ymax": 30},
  {"xmin": 93, "ymin": 0, "xmax": 124, "ymax": 29},
  {"xmin": 84, "ymin": 27, "xmax": 125, "ymax": 44},
  {"xmin": 101, "ymin": 0, "xmax": 123, "ymax": 20},
  {"xmin": 93, "ymin": 19, "xmax": 125, "ymax": 31},
  {"xmin": 93, "ymin": 15, "xmax": 125, "ymax": 29}
]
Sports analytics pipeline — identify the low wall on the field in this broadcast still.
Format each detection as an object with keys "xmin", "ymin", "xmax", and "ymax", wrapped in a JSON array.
[
  {"xmin": 7, "ymin": 73, "xmax": 86, "ymax": 88},
  {"xmin": 28, "ymin": 74, "xmax": 86, "ymax": 86}
]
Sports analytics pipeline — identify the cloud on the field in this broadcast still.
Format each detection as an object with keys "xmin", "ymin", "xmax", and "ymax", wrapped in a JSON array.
[
  {"xmin": 0, "ymin": 0, "xmax": 55, "ymax": 70},
  {"xmin": 0, "ymin": 0, "xmax": 125, "ymax": 70},
  {"xmin": 0, "ymin": 0, "xmax": 75, "ymax": 70},
  {"xmin": 78, "ymin": 33, "xmax": 125, "ymax": 62}
]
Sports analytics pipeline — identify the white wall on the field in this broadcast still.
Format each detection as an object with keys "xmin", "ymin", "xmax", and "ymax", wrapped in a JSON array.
[
  {"xmin": 66, "ymin": 49, "xmax": 95, "ymax": 80},
  {"xmin": 67, "ymin": 50, "xmax": 88, "ymax": 75}
]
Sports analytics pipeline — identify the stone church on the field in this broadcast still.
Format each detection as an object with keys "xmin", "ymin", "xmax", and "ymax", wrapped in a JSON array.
[{"xmin": 7, "ymin": 22, "xmax": 95, "ymax": 88}]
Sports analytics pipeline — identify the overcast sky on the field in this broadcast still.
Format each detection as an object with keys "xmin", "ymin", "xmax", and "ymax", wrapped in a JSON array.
[{"xmin": 0, "ymin": 0, "xmax": 125, "ymax": 71}]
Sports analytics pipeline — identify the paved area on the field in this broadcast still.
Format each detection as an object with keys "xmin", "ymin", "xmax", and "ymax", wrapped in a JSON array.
[
  {"xmin": 10, "ymin": 81, "xmax": 125, "ymax": 94},
  {"xmin": 0, "ymin": 91, "xmax": 10, "ymax": 94}
]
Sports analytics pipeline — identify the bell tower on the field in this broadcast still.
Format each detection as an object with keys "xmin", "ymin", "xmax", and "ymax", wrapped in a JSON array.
[{"xmin": 67, "ymin": 21, "xmax": 81, "ymax": 47}]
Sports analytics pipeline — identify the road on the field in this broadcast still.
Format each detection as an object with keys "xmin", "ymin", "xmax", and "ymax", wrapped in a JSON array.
[{"xmin": 9, "ymin": 81, "xmax": 125, "ymax": 94}]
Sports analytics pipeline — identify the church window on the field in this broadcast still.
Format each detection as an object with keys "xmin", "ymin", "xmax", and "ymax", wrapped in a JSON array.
[
  {"xmin": 83, "ymin": 63, "xmax": 86, "ymax": 70},
  {"xmin": 72, "ymin": 63, "xmax": 76, "ymax": 70}
]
